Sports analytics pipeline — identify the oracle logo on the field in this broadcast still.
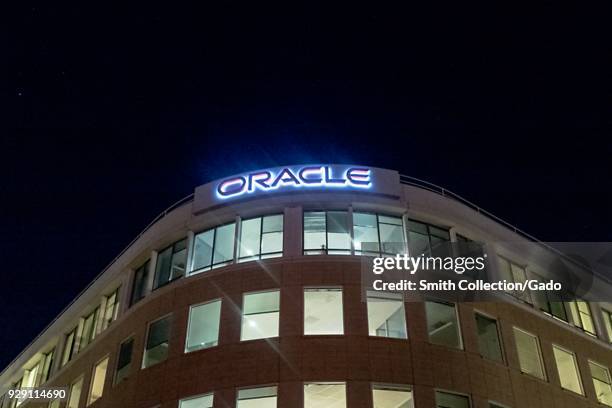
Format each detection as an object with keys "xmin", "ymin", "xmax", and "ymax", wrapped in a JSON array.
[{"xmin": 216, "ymin": 165, "xmax": 371, "ymax": 199}]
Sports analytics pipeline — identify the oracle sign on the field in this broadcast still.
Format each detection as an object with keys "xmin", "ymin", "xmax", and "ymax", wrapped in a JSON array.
[{"xmin": 216, "ymin": 165, "xmax": 372, "ymax": 199}]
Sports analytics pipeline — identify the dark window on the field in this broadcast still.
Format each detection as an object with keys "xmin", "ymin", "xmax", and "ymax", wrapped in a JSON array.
[
  {"xmin": 475, "ymin": 313, "xmax": 503, "ymax": 362},
  {"xmin": 61, "ymin": 328, "xmax": 77, "ymax": 367},
  {"xmin": 130, "ymin": 261, "xmax": 149, "ymax": 306},
  {"xmin": 154, "ymin": 239, "xmax": 187, "ymax": 289},
  {"xmin": 115, "ymin": 338, "xmax": 134, "ymax": 384},
  {"xmin": 407, "ymin": 219, "xmax": 450, "ymax": 257},
  {"xmin": 41, "ymin": 349, "xmax": 54, "ymax": 383},
  {"xmin": 192, "ymin": 223, "xmax": 236, "ymax": 272},
  {"xmin": 143, "ymin": 315, "xmax": 171, "ymax": 368}
]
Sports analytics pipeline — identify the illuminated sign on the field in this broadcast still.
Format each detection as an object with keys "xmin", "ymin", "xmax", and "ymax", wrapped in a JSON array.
[{"xmin": 216, "ymin": 165, "xmax": 371, "ymax": 199}]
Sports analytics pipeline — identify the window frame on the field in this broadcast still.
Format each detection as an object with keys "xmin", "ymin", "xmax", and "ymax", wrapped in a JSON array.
[
  {"xmin": 512, "ymin": 326, "xmax": 546, "ymax": 381},
  {"xmin": 303, "ymin": 382, "xmax": 347, "ymax": 408},
  {"xmin": 474, "ymin": 311, "xmax": 505, "ymax": 363},
  {"xmin": 87, "ymin": 355, "xmax": 109, "ymax": 406},
  {"xmin": 303, "ymin": 210, "xmax": 351, "ymax": 255},
  {"xmin": 185, "ymin": 299, "xmax": 222, "ymax": 353},
  {"xmin": 303, "ymin": 287, "xmax": 345, "ymax": 336},
  {"xmin": 366, "ymin": 291, "xmax": 407, "ymax": 339},
  {"xmin": 371, "ymin": 383, "xmax": 413, "ymax": 408},
  {"xmin": 238, "ymin": 214, "xmax": 284, "ymax": 262},
  {"xmin": 190, "ymin": 222, "xmax": 237, "ymax": 274},
  {"xmin": 407, "ymin": 219, "xmax": 451, "ymax": 257},
  {"xmin": 178, "ymin": 393, "xmax": 214, "ymax": 408},
  {"xmin": 114, "ymin": 335, "xmax": 134, "ymax": 385},
  {"xmin": 425, "ymin": 299, "xmax": 463, "ymax": 350},
  {"xmin": 153, "ymin": 239, "xmax": 188, "ymax": 289},
  {"xmin": 552, "ymin": 344, "xmax": 584, "ymax": 395},
  {"xmin": 588, "ymin": 359, "xmax": 612, "ymax": 406},
  {"xmin": 61, "ymin": 327, "xmax": 78, "ymax": 367},
  {"xmin": 434, "ymin": 389, "xmax": 472, "ymax": 408},
  {"xmin": 142, "ymin": 314, "xmax": 172, "ymax": 369},
  {"xmin": 130, "ymin": 260, "xmax": 150, "ymax": 306},
  {"xmin": 353, "ymin": 212, "xmax": 407, "ymax": 256},
  {"xmin": 236, "ymin": 385, "xmax": 278, "ymax": 407},
  {"xmin": 240, "ymin": 289, "xmax": 281, "ymax": 342}
]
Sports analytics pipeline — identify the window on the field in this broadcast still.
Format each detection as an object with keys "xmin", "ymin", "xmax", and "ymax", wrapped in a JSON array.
[
  {"xmin": 304, "ymin": 288, "xmax": 344, "ymax": 335},
  {"xmin": 372, "ymin": 384, "xmax": 413, "ymax": 407},
  {"xmin": 87, "ymin": 357, "xmax": 108, "ymax": 405},
  {"xmin": 67, "ymin": 377, "xmax": 83, "ymax": 408},
  {"xmin": 11, "ymin": 378, "xmax": 22, "ymax": 408},
  {"xmin": 241, "ymin": 291, "xmax": 280, "ymax": 341},
  {"xmin": 61, "ymin": 328, "xmax": 78, "ymax": 366},
  {"xmin": 513, "ymin": 327, "xmax": 545, "ymax": 380},
  {"xmin": 48, "ymin": 400, "xmax": 60, "ymax": 408},
  {"xmin": 41, "ymin": 349, "xmax": 54, "ymax": 383},
  {"xmin": 475, "ymin": 313, "xmax": 503, "ymax": 362},
  {"xmin": 154, "ymin": 239, "xmax": 187, "ymax": 288},
  {"xmin": 130, "ymin": 261, "xmax": 149, "ymax": 306},
  {"xmin": 354, "ymin": 213, "xmax": 406, "ymax": 256},
  {"xmin": 239, "ymin": 215, "xmax": 283, "ymax": 261},
  {"xmin": 102, "ymin": 288, "xmax": 120, "ymax": 330},
  {"xmin": 115, "ymin": 338, "xmax": 134, "ymax": 384},
  {"xmin": 435, "ymin": 391, "xmax": 470, "ymax": 408},
  {"xmin": 179, "ymin": 393, "xmax": 213, "ymax": 408},
  {"xmin": 568, "ymin": 300, "xmax": 595, "ymax": 335},
  {"xmin": 407, "ymin": 220, "xmax": 450, "ymax": 256},
  {"xmin": 367, "ymin": 292, "xmax": 407, "ymax": 339},
  {"xmin": 22, "ymin": 362, "xmax": 40, "ymax": 389},
  {"xmin": 185, "ymin": 300, "xmax": 221, "ymax": 352},
  {"xmin": 531, "ymin": 276, "xmax": 567, "ymax": 321},
  {"xmin": 304, "ymin": 211, "xmax": 350, "ymax": 255},
  {"xmin": 304, "ymin": 383, "xmax": 346, "ymax": 408},
  {"xmin": 497, "ymin": 257, "xmax": 532, "ymax": 304},
  {"xmin": 80, "ymin": 307, "xmax": 100, "ymax": 351},
  {"xmin": 142, "ymin": 315, "xmax": 171, "ymax": 368},
  {"xmin": 425, "ymin": 301, "xmax": 462, "ymax": 349},
  {"xmin": 237, "ymin": 386, "xmax": 277, "ymax": 407},
  {"xmin": 589, "ymin": 360, "xmax": 612, "ymax": 406},
  {"xmin": 604, "ymin": 309, "xmax": 612, "ymax": 342},
  {"xmin": 553, "ymin": 345, "xmax": 583, "ymax": 394},
  {"xmin": 192, "ymin": 223, "xmax": 236, "ymax": 272}
]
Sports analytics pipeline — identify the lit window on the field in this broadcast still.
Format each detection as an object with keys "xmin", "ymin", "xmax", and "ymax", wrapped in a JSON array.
[
  {"xmin": 425, "ymin": 300, "xmax": 462, "ymax": 349},
  {"xmin": 589, "ymin": 360, "xmax": 612, "ymax": 406},
  {"xmin": 553, "ymin": 345, "xmax": 583, "ymax": 394},
  {"xmin": 22, "ymin": 362, "xmax": 40, "ymax": 389},
  {"xmin": 513, "ymin": 327, "xmax": 545, "ymax": 380},
  {"xmin": 475, "ymin": 313, "xmax": 503, "ymax": 362},
  {"xmin": 239, "ymin": 215, "xmax": 283, "ymax": 262},
  {"xmin": 179, "ymin": 393, "xmax": 213, "ymax": 408},
  {"xmin": 142, "ymin": 315, "xmax": 171, "ymax": 368},
  {"xmin": 354, "ymin": 213, "xmax": 406, "ymax": 256},
  {"xmin": 497, "ymin": 257, "xmax": 532, "ymax": 304},
  {"xmin": 304, "ymin": 382, "xmax": 346, "ymax": 408},
  {"xmin": 367, "ymin": 292, "xmax": 407, "ymax": 339},
  {"xmin": 11, "ymin": 378, "xmax": 22, "ymax": 407},
  {"xmin": 603, "ymin": 309, "xmax": 612, "ymax": 343},
  {"xmin": 192, "ymin": 223, "xmax": 236, "ymax": 273},
  {"xmin": 102, "ymin": 288, "xmax": 120, "ymax": 330},
  {"xmin": 407, "ymin": 220, "xmax": 450, "ymax": 256},
  {"xmin": 372, "ymin": 384, "xmax": 413, "ymax": 407},
  {"xmin": 304, "ymin": 211, "xmax": 350, "ymax": 255},
  {"xmin": 87, "ymin": 357, "xmax": 108, "ymax": 405},
  {"xmin": 435, "ymin": 391, "xmax": 470, "ymax": 408},
  {"xmin": 241, "ymin": 291, "xmax": 280, "ymax": 341},
  {"xmin": 568, "ymin": 300, "xmax": 595, "ymax": 335},
  {"xmin": 186, "ymin": 300, "xmax": 221, "ymax": 352},
  {"xmin": 114, "ymin": 338, "xmax": 133, "ymax": 384},
  {"xmin": 67, "ymin": 377, "xmax": 83, "ymax": 408},
  {"xmin": 61, "ymin": 328, "xmax": 78, "ymax": 367},
  {"xmin": 41, "ymin": 349, "xmax": 54, "ymax": 383},
  {"xmin": 304, "ymin": 288, "xmax": 344, "ymax": 335},
  {"xmin": 154, "ymin": 239, "xmax": 187, "ymax": 288},
  {"xmin": 130, "ymin": 261, "xmax": 149, "ymax": 306},
  {"xmin": 237, "ymin": 386, "xmax": 277, "ymax": 407},
  {"xmin": 80, "ymin": 307, "xmax": 100, "ymax": 351}
]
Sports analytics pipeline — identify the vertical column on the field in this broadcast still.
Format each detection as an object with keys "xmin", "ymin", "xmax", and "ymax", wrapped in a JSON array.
[
  {"xmin": 284, "ymin": 205, "xmax": 303, "ymax": 258},
  {"xmin": 233, "ymin": 216, "xmax": 241, "ymax": 262},
  {"xmin": 185, "ymin": 230, "xmax": 195, "ymax": 275}
]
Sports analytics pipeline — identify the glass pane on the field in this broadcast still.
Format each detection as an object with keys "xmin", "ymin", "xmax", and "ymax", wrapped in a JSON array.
[
  {"xmin": 213, "ymin": 223, "xmax": 236, "ymax": 266},
  {"xmin": 372, "ymin": 387, "xmax": 413, "ymax": 408},
  {"xmin": 379, "ymin": 222, "xmax": 405, "ymax": 255},
  {"xmin": 590, "ymin": 361, "xmax": 612, "ymax": 405},
  {"xmin": 577, "ymin": 301, "xmax": 595, "ymax": 334},
  {"xmin": 326, "ymin": 212, "xmax": 350, "ymax": 251},
  {"xmin": 407, "ymin": 231, "xmax": 429, "ymax": 256},
  {"xmin": 553, "ymin": 346, "xmax": 583, "ymax": 394},
  {"xmin": 131, "ymin": 262, "xmax": 148, "ymax": 305},
  {"xmin": 186, "ymin": 301, "xmax": 222, "ymax": 352},
  {"xmin": 88, "ymin": 357, "xmax": 108, "ymax": 404},
  {"xmin": 239, "ymin": 218, "xmax": 262, "ymax": 260},
  {"xmin": 67, "ymin": 378, "xmax": 83, "ymax": 408},
  {"xmin": 407, "ymin": 220, "xmax": 428, "ymax": 234},
  {"xmin": 304, "ymin": 289, "xmax": 344, "ymax": 335},
  {"xmin": 304, "ymin": 212, "xmax": 326, "ymax": 252},
  {"xmin": 179, "ymin": 394, "xmax": 214, "ymax": 408},
  {"xmin": 171, "ymin": 246, "xmax": 187, "ymax": 280},
  {"xmin": 367, "ymin": 292, "xmax": 406, "ymax": 339},
  {"xmin": 513, "ymin": 328, "xmax": 545, "ymax": 379},
  {"xmin": 263, "ymin": 214, "xmax": 283, "ymax": 233},
  {"xmin": 353, "ymin": 213, "xmax": 379, "ymax": 254},
  {"xmin": 475, "ymin": 314, "xmax": 503, "ymax": 362},
  {"xmin": 193, "ymin": 229, "xmax": 214, "ymax": 271},
  {"xmin": 154, "ymin": 246, "xmax": 173, "ymax": 287},
  {"xmin": 304, "ymin": 383, "xmax": 346, "ymax": 408},
  {"xmin": 261, "ymin": 215, "xmax": 283, "ymax": 255},
  {"xmin": 237, "ymin": 386, "xmax": 277, "ymax": 408},
  {"xmin": 435, "ymin": 391, "xmax": 469, "ymax": 408},
  {"xmin": 510, "ymin": 263, "xmax": 532, "ymax": 303},
  {"xmin": 242, "ymin": 291, "xmax": 280, "ymax": 341},
  {"xmin": 115, "ymin": 338, "xmax": 133, "ymax": 384},
  {"xmin": 143, "ymin": 316, "xmax": 171, "ymax": 368},
  {"xmin": 425, "ymin": 301, "xmax": 461, "ymax": 349}
]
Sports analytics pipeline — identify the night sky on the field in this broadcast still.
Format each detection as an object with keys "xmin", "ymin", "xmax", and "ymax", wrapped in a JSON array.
[{"xmin": 3, "ymin": 4, "xmax": 611, "ymax": 370}]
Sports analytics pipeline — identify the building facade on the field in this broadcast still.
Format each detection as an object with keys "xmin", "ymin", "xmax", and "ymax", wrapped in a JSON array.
[{"xmin": 2, "ymin": 165, "xmax": 612, "ymax": 408}]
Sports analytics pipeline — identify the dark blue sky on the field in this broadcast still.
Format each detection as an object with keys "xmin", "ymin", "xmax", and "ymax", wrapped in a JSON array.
[{"xmin": 2, "ymin": 4, "xmax": 612, "ymax": 370}]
